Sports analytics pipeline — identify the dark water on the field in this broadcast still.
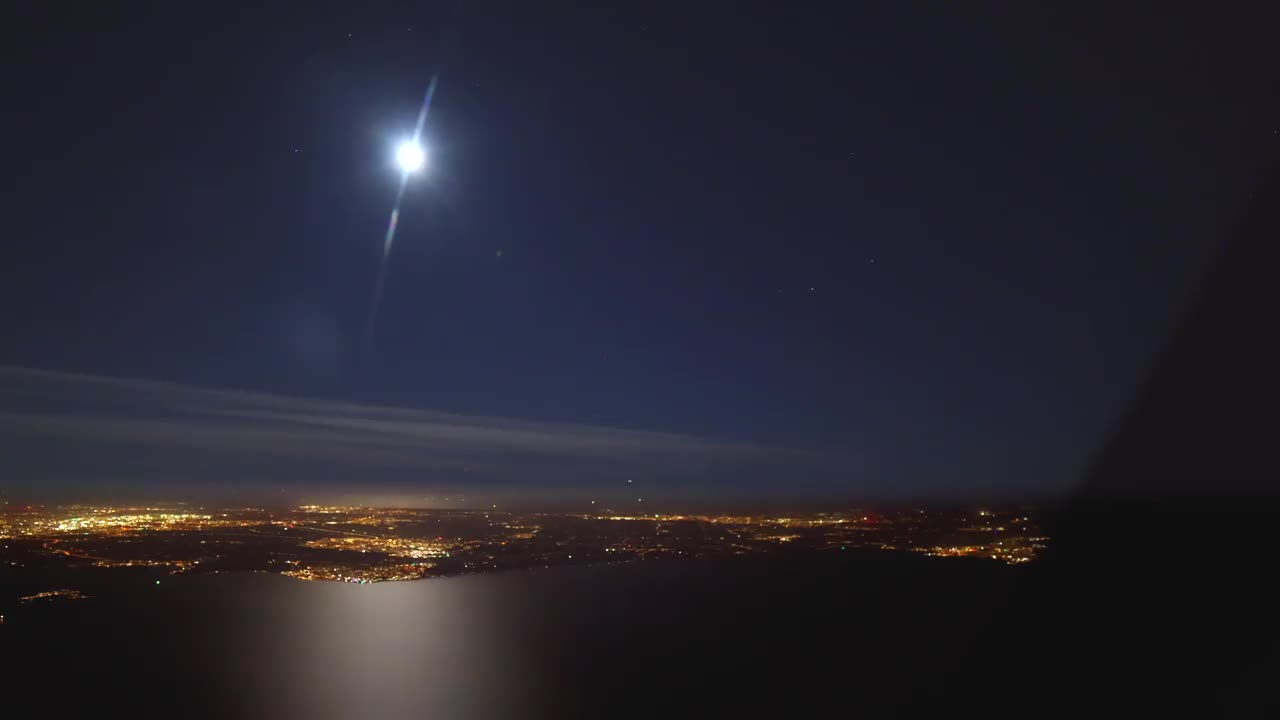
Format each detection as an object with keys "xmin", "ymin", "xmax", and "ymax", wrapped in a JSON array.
[{"xmin": 3, "ymin": 554, "xmax": 1019, "ymax": 718}]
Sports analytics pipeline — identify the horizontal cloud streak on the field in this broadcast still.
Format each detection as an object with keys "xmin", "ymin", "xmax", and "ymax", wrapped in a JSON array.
[{"xmin": 0, "ymin": 366, "xmax": 856, "ymax": 502}]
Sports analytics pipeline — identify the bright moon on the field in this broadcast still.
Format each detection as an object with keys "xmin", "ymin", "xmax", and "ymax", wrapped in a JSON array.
[{"xmin": 396, "ymin": 141, "xmax": 426, "ymax": 173}]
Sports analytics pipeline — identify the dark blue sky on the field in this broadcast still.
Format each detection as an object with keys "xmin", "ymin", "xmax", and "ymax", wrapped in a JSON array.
[{"xmin": 3, "ymin": 2, "xmax": 1276, "ymax": 501}]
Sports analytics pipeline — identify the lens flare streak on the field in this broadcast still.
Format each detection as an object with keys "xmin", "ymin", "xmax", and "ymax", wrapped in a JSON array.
[{"xmin": 364, "ymin": 75, "xmax": 440, "ymax": 358}]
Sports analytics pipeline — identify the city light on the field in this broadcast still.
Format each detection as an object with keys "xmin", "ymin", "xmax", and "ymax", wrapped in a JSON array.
[{"xmin": 0, "ymin": 504, "xmax": 1048, "ymax": 592}]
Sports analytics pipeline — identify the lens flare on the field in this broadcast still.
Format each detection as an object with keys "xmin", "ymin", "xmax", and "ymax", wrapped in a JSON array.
[{"xmin": 363, "ymin": 75, "xmax": 441, "ymax": 367}]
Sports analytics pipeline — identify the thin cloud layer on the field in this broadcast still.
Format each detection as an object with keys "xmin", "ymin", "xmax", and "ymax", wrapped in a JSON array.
[{"xmin": 0, "ymin": 366, "xmax": 852, "ymax": 502}]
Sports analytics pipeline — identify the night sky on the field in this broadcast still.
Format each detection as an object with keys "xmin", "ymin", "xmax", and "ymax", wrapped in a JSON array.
[{"xmin": 3, "ymin": 3, "xmax": 1276, "ymax": 503}]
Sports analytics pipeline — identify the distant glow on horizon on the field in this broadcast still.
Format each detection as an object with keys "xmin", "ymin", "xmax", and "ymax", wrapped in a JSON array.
[{"xmin": 396, "ymin": 141, "xmax": 426, "ymax": 173}]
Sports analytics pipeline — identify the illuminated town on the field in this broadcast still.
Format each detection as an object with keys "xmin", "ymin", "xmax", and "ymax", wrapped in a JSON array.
[{"xmin": 1, "ymin": 503, "xmax": 1046, "ymax": 603}]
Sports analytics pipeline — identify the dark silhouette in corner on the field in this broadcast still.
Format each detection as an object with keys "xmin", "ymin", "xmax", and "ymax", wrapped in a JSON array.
[{"xmin": 1021, "ymin": 168, "xmax": 1280, "ymax": 714}]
